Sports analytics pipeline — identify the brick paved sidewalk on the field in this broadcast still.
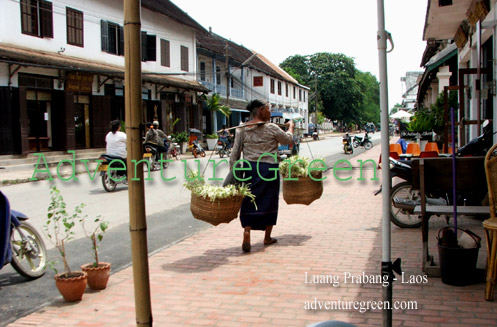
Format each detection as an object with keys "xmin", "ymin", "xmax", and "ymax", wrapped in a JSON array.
[{"xmin": 8, "ymin": 144, "xmax": 497, "ymax": 327}]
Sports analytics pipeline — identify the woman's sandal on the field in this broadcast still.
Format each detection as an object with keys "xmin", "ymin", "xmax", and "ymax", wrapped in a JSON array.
[
  {"xmin": 242, "ymin": 242, "xmax": 251, "ymax": 252},
  {"xmin": 264, "ymin": 238, "xmax": 277, "ymax": 246}
]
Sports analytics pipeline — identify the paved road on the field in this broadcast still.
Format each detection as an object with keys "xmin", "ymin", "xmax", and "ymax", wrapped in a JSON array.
[{"xmin": 0, "ymin": 132, "xmax": 380, "ymax": 325}]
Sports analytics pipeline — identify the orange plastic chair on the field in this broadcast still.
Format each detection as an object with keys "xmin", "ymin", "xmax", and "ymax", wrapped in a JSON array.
[
  {"xmin": 442, "ymin": 144, "xmax": 454, "ymax": 154},
  {"xmin": 389, "ymin": 143, "xmax": 402, "ymax": 156},
  {"xmin": 419, "ymin": 151, "xmax": 439, "ymax": 158},
  {"xmin": 406, "ymin": 143, "xmax": 421, "ymax": 156},
  {"xmin": 424, "ymin": 142, "xmax": 439, "ymax": 154}
]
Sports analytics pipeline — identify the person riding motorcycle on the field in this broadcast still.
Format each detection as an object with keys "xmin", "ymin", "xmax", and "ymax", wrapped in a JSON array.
[
  {"xmin": 152, "ymin": 121, "xmax": 169, "ymax": 152},
  {"xmin": 105, "ymin": 120, "xmax": 127, "ymax": 160},
  {"xmin": 218, "ymin": 125, "xmax": 232, "ymax": 150},
  {"xmin": 144, "ymin": 121, "xmax": 168, "ymax": 157}
]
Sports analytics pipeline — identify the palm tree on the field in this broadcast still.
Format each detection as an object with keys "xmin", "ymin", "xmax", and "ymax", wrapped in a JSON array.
[{"xmin": 206, "ymin": 93, "xmax": 231, "ymax": 133}]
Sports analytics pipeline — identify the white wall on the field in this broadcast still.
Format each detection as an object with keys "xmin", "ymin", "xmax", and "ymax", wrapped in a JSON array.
[{"xmin": 0, "ymin": 0, "xmax": 197, "ymax": 82}]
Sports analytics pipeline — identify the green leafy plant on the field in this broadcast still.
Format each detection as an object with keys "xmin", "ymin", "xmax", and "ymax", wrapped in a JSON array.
[
  {"xmin": 44, "ymin": 186, "xmax": 80, "ymax": 276},
  {"xmin": 279, "ymin": 155, "xmax": 326, "ymax": 179},
  {"xmin": 172, "ymin": 131, "xmax": 188, "ymax": 143},
  {"xmin": 184, "ymin": 171, "xmax": 256, "ymax": 204},
  {"xmin": 206, "ymin": 133, "xmax": 219, "ymax": 139},
  {"xmin": 206, "ymin": 93, "xmax": 231, "ymax": 117},
  {"xmin": 78, "ymin": 207, "xmax": 109, "ymax": 267}
]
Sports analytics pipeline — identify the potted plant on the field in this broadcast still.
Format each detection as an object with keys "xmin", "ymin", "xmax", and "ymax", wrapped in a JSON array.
[
  {"xmin": 173, "ymin": 131, "xmax": 189, "ymax": 154},
  {"xmin": 44, "ymin": 186, "xmax": 87, "ymax": 302},
  {"xmin": 79, "ymin": 209, "xmax": 110, "ymax": 290},
  {"xmin": 206, "ymin": 133, "xmax": 219, "ymax": 151}
]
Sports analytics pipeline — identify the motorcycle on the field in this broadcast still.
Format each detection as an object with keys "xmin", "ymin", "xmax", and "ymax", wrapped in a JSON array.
[
  {"xmin": 1, "ymin": 191, "xmax": 47, "ymax": 279},
  {"xmin": 189, "ymin": 139, "xmax": 206, "ymax": 158},
  {"xmin": 377, "ymin": 119, "xmax": 493, "ymax": 228},
  {"xmin": 167, "ymin": 136, "xmax": 181, "ymax": 160},
  {"xmin": 216, "ymin": 138, "xmax": 231, "ymax": 158},
  {"xmin": 352, "ymin": 132, "xmax": 373, "ymax": 150},
  {"xmin": 342, "ymin": 133, "xmax": 353, "ymax": 154},
  {"xmin": 312, "ymin": 130, "xmax": 319, "ymax": 141},
  {"xmin": 143, "ymin": 142, "xmax": 169, "ymax": 171},
  {"xmin": 98, "ymin": 154, "xmax": 128, "ymax": 192}
]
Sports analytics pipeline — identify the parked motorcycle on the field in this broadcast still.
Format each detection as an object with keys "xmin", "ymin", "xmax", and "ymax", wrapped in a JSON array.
[
  {"xmin": 352, "ymin": 132, "xmax": 373, "ymax": 150},
  {"xmin": 312, "ymin": 130, "xmax": 319, "ymax": 141},
  {"xmin": 1, "ymin": 191, "xmax": 46, "ymax": 279},
  {"xmin": 168, "ymin": 136, "xmax": 181, "ymax": 160},
  {"xmin": 98, "ymin": 154, "xmax": 128, "ymax": 192},
  {"xmin": 189, "ymin": 139, "xmax": 206, "ymax": 158},
  {"xmin": 457, "ymin": 119, "xmax": 493, "ymax": 156},
  {"xmin": 216, "ymin": 138, "xmax": 231, "ymax": 158},
  {"xmin": 377, "ymin": 121, "xmax": 493, "ymax": 228},
  {"xmin": 342, "ymin": 133, "xmax": 353, "ymax": 154}
]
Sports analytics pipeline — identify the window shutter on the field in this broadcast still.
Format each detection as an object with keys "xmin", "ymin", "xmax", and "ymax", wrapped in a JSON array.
[
  {"xmin": 118, "ymin": 25, "xmax": 124, "ymax": 55},
  {"xmin": 181, "ymin": 46, "xmax": 188, "ymax": 72},
  {"xmin": 40, "ymin": 1, "xmax": 53, "ymax": 38},
  {"xmin": 141, "ymin": 31, "xmax": 147, "ymax": 61},
  {"xmin": 147, "ymin": 35, "xmax": 156, "ymax": 62},
  {"xmin": 101, "ymin": 20, "xmax": 109, "ymax": 52},
  {"xmin": 161, "ymin": 39, "xmax": 170, "ymax": 67}
]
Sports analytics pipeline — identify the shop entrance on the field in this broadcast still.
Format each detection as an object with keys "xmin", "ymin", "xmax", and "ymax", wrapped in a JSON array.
[
  {"xmin": 74, "ymin": 95, "xmax": 91, "ymax": 148},
  {"xmin": 26, "ymin": 90, "xmax": 52, "ymax": 152}
]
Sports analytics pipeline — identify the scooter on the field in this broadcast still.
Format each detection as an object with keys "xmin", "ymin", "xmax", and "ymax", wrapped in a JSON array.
[
  {"xmin": 342, "ymin": 133, "xmax": 353, "ymax": 154},
  {"xmin": 377, "ymin": 120, "xmax": 493, "ymax": 228},
  {"xmin": 143, "ymin": 142, "xmax": 169, "ymax": 171},
  {"xmin": 312, "ymin": 130, "xmax": 319, "ymax": 141},
  {"xmin": 352, "ymin": 132, "xmax": 373, "ymax": 150},
  {"xmin": 189, "ymin": 139, "xmax": 206, "ymax": 158},
  {"xmin": 1, "ymin": 191, "xmax": 47, "ymax": 279},
  {"xmin": 167, "ymin": 136, "xmax": 181, "ymax": 160},
  {"xmin": 216, "ymin": 138, "xmax": 231, "ymax": 158},
  {"xmin": 98, "ymin": 154, "xmax": 128, "ymax": 192}
]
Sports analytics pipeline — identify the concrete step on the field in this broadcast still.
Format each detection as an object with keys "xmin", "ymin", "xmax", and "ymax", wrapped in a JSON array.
[{"xmin": 0, "ymin": 149, "xmax": 105, "ymax": 167}]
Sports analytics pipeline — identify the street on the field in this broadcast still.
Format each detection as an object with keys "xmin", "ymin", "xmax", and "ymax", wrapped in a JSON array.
[{"xmin": 0, "ymin": 132, "xmax": 380, "ymax": 325}]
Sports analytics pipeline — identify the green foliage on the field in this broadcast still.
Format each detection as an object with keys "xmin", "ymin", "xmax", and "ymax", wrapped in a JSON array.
[
  {"xmin": 279, "ymin": 155, "xmax": 325, "ymax": 179},
  {"xmin": 279, "ymin": 52, "xmax": 379, "ymax": 125},
  {"xmin": 408, "ymin": 91, "xmax": 458, "ymax": 141},
  {"xmin": 44, "ymin": 186, "xmax": 80, "ymax": 275},
  {"xmin": 172, "ymin": 131, "xmax": 188, "ymax": 143},
  {"xmin": 78, "ymin": 207, "xmax": 109, "ymax": 267},
  {"xmin": 206, "ymin": 93, "xmax": 231, "ymax": 117},
  {"xmin": 206, "ymin": 133, "xmax": 218, "ymax": 139}
]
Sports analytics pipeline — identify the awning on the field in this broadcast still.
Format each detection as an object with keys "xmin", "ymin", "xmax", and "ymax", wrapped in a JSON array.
[
  {"xmin": 424, "ymin": 43, "xmax": 457, "ymax": 73},
  {"xmin": 0, "ymin": 44, "xmax": 209, "ymax": 92},
  {"xmin": 271, "ymin": 112, "xmax": 283, "ymax": 118},
  {"xmin": 230, "ymin": 108, "xmax": 249, "ymax": 113},
  {"xmin": 283, "ymin": 112, "xmax": 303, "ymax": 120}
]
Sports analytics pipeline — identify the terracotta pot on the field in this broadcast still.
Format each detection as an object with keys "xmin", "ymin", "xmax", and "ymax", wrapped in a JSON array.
[
  {"xmin": 54, "ymin": 271, "xmax": 87, "ymax": 302},
  {"xmin": 81, "ymin": 262, "xmax": 111, "ymax": 290}
]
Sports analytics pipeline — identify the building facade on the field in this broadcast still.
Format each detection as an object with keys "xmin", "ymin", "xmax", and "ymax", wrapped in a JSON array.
[{"xmin": 0, "ymin": 0, "xmax": 208, "ymax": 155}]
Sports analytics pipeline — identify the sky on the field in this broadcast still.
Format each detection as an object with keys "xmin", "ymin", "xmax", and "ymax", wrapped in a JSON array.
[{"xmin": 171, "ymin": 0, "xmax": 428, "ymax": 109}]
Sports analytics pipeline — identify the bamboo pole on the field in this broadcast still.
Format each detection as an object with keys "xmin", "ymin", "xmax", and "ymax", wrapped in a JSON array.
[{"xmin": 124, "ymin": 1, "xmax": 153, "ymax": 326}]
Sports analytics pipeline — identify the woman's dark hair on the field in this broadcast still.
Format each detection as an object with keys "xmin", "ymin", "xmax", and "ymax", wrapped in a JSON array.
[
  {"xmin": 111, "ymin": 120, "xmax": 121, "ymax": 133},
  {"xmin": 246, "ymin": 99, "xmax": 266, "ymax": 113}
]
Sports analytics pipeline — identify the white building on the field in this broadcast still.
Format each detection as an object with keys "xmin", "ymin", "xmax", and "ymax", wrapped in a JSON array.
[{"xmin": 0, "ymin": 0, "xmax": 207, "ymax": 154}]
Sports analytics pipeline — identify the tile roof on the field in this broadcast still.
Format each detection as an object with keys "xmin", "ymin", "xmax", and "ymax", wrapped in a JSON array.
[{"xmin": 142, "ymin": 0, "xmax": 207, "ymax": 34}]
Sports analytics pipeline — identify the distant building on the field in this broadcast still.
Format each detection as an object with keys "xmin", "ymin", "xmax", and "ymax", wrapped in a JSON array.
[{"xmin": 401, "ymin": 71, "xmax": 422, "ymax": 111}]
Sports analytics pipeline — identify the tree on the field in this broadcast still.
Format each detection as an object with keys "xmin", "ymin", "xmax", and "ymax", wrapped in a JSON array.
[
  {"xmin": 390, "ymin": 103, "xmax": 403, "ymax": 115},
  {"xmin": 204, "ymin": 93, "xmax": 231, "ymax": 133},
  {"xmin": 280, "ymin": 52, "xmax": 379, "ymax": 125}
]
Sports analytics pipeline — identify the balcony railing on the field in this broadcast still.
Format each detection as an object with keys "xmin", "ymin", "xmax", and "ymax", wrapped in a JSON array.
[{"xmin": 199, "ymin": 80, "xmax": 244, "ymax": 100}]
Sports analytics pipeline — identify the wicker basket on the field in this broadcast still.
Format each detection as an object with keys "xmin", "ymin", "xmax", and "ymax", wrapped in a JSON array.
[
  {"xmin": 190, "ymin": 193, "xmax": 244, "ymax": 226},
  {"xmin": 282, "ymin": 174, "xmax": 323, "ymax": 205}
]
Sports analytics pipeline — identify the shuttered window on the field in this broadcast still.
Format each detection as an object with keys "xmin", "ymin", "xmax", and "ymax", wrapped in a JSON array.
[
  {"xmin": 160, "ymin": 39, "xmax": 170, "ymax": 67},
  {"xmin": 101, "ymin": 20, "xmax": 124, "ymax": 56},
  {"xmin": 20, "ymin": 0, "xmax": 53, "ymax": 38},
  {"xmin": 253, "ymin": 76, "xmax": 263, "ymax": 87},
  {"xmin": 270, "ymin": 79, "xmax": 275, "ymax": 94},
  {"xmin": 180, "ymin": 46, "xmax": 189, "ymax": 72},
  {"xmin": 66, "ymin": 7, "xmax": 83, "ymax": 47},
  {"xmin": 141, "ymin": 32, "xmax": 156, "ymax": 62}
]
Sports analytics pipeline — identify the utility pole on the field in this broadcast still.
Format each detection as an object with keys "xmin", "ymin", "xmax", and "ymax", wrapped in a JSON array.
[
  {"xmin": 123, "ymin": 0, "xmax": 152, "ymax": 326},
  {"xmin": 314, "ymin": 75, "xmax": 318, "ymax": 129},
  {"xmin": 225, "ymin": 40, "xmax": 230, "ymax": 127}
]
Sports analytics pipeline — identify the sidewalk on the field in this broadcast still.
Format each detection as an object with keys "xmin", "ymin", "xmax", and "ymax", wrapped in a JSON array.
[{"xmin": 7, "ymin": 144, "xmax": 496, "ymax": 327}]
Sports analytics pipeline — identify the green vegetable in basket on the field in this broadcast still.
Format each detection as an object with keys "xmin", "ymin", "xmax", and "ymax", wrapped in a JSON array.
[{"xmin": 279, "ymin": 155, "xmax": 326, "ymax": 179}]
